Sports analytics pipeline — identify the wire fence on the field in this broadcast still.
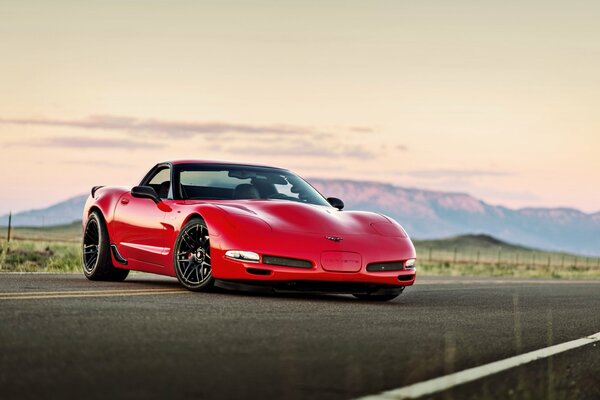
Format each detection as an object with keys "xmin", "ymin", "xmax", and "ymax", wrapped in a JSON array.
[
  {"xmin": 0, "ymin": 215, "xmax": 81, "ymax": 229},
  {"xmin": 416, "ymin": 246, "xmax": 600, "ymax": 269},
  {"xmin": 1, "ymin": 214, "xmax": 82, "ymax": 243}
]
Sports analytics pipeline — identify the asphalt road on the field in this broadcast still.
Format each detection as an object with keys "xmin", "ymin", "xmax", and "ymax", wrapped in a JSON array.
[{"xmin": 0, "ymin": 273, "xmax": 599, "ymax": 400}]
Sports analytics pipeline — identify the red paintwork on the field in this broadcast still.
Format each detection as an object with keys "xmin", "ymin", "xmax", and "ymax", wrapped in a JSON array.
[{"xmin": 83, "ymin": 161, "xmax": 417, "ymax": 287}]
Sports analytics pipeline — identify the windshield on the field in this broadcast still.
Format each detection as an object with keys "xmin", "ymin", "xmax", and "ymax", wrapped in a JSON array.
[{"xmin": 174, "ymin": 164, "xmax": 330, "ymax": 206}]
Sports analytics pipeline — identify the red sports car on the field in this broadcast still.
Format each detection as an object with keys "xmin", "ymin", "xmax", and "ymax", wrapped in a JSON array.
[{"xmin": 82, "ymin": 160, "xmax": 416, "ymax": 301}]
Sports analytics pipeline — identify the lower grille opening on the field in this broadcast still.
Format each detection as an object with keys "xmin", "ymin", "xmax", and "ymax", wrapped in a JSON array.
[
  {"xmin": 262, "ymin": 255, "xmax": 313, "ymax": 269},
  {"xmin": 398, "ymin": 274, "xmax": 414, "ymax": 282},
  {"xmin": 246, "ymin": 268, "xmax": 272, "ymax": 276},
  {"xmin": 366, "ymin": 261, "xmax": 404, "ymax": 272}
]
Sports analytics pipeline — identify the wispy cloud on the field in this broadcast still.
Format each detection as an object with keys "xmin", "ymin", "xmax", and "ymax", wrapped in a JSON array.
[
  {"xmin": 0, "ymin": 115, "xmax": 317, "ymax": 137},
  {"xmin": 349, "ymin": 126, "xmax": 374, "ymax": 133},
  {"xmin": 62, "ymin": 160, "xmax": 134, "ymax": 168},
  {"xmin": 7, "ymin": 136, "xmax": 161, "ymax": 149},
  {"xmin": 404, "ymin": 169, "xmax": 513, "ymax": 179},
  {"xmin": 0, "ymin": 114, "xmax": 388, "ymax": 158},
  {"xmin": 223, "ymin": 140, "xmax": 376, "ymax": 159}
]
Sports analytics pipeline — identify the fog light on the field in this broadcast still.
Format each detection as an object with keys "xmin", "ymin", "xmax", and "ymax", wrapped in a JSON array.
[
  {"xmin": 405, "ymin": 258, "xmax": 416, "ymax": 269},
  {"xmin": 225, "ymin": 250, "xmax": 260, "ymax": 263}
]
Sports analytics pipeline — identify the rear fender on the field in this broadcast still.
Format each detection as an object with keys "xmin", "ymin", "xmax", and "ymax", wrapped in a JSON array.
[{"xmin": 83, "ymin": 186, "xmax": 130, "ymax": 239}]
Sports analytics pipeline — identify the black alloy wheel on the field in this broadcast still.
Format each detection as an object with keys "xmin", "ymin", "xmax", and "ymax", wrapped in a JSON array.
[
  {"xmin": 174, "ymin": 218, "xmax": 214, "ymax": 291},
  {"xmin": 82, "ymin": 211, "xmax": 129, "ymax": 281}
]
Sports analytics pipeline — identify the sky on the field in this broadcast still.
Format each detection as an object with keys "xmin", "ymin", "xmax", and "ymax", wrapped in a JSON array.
[{"xmin": 1, "ymin": 0, "xmax": 599, "ymax": 215}]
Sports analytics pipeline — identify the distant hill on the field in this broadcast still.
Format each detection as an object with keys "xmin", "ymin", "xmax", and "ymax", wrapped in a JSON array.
[
  {"xmin": 1, "ymin": 178, "xmax": 599, "ymax": 256},
  {"xmin": 0, "ymin": 195, "xmax": 87, "ymax": 227},
  {"xmin": 415, "ymin": 234, "xmax": 527, "ymax": 251}
]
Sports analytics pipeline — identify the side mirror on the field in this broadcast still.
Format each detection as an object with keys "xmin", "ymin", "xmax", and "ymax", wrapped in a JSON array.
[
  {"xmin": 131, "ymin": 186, "xmax": 161, "ymax": 203},
  {"xmin": 327, "ymin": 197, "xmax": 344, "ymax": 210}
]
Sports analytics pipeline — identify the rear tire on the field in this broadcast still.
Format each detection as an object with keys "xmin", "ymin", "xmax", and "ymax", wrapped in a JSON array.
[
  {"xmin": 173, "ymin": 218, "xmax": 214, "ymax": 292},
  {"xmin": 82, "ymin": 211, "xmax": 129, "ymax": 281}
]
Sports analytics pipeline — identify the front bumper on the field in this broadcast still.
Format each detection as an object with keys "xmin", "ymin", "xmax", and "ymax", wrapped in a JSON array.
[{"xmin": 210, "ymin": 231, "xmax": 417, "ymax": 287}]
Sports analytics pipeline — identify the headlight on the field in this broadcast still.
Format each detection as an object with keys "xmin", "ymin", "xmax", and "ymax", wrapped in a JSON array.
[
  {"xmin": 405, "ymin": 258, "xmax": 416, "ymax": 269},
  {"xmin": 225, "ymin": 250, "xmax": 260, "ymax": 263}
]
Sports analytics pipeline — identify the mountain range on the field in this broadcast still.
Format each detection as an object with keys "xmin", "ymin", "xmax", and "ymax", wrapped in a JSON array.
[{"xmin": 1, "ymin": 178, "xmax": 599, "ymax": 256}]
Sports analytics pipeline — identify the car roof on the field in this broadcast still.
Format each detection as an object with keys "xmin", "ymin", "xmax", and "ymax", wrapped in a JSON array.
[{"xmin": 166, "ymin": 159, "xmax": 288, "ymax": 170}]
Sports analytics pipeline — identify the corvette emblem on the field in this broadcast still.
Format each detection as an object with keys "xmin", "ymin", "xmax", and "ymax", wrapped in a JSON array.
[{"xmin": 325, "ymin": 236, "xmax": 344, "ymax": 242}]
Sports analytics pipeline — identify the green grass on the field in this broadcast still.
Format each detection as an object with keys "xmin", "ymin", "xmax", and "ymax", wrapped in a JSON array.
[
  {"xmin": 8, "ymin": 221, "xmax": 82, "ymax": 242},
  {"xmin": 1, "ymin": 224, "xmax": 599, "ymax": 279},
  {"xmin": 0, "ymin": 221, "xmax": 83, "ymax": 272},
  {"xmin": 0, "ymin": 239, "xmax": 81, "ymax": 272}
]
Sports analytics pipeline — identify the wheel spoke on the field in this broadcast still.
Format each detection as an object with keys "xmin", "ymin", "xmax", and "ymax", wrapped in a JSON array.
[
  {"xmin": 184, "ymin": 265, "xmax": 196, "ymax": 281},
  {"xmin": 200, "ymin": 235, "xmax": 209, "ymax": 246},
  {"xmin": 181, "ymin": 262, "xmax": 191, "ymax": 278},
  {"xmin": 85, "ymin": 253, "xmax": 97, "ymax": 269},
  {"xmin": 181, "ymin": 232, "xmax": 199, "ymax": 252},
  {"xmin": 176, "ymin": 223, "xmax": 212, "ymax": 286}
]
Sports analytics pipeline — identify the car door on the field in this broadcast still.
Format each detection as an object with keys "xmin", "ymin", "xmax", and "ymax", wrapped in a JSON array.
[{"xmin": 113, "ymin": 165, "xmax": 172, "ymax": 267}]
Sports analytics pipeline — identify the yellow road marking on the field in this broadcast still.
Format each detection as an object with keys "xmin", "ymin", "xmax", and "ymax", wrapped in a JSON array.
[
  {"xmin": 0, "ymin": 288, "xmax": 181, "ymax": 296},
  {"xmin": 0, "ymin": 289, "xmax": 186, "ymax": 300}
]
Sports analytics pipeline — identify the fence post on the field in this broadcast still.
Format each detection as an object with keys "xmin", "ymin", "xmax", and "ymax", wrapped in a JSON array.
[
  {"xmin": 497, "ymin": 249, "xmax": 502, "ymax": 266},
  {"xmin": 561, "ymin": 255, "xmax": 565, "ymax": 268},
  {"xmin": 547, "ymin": 256, "xmax": 551, "ymax": 268},
  {"xmin": 428, "ymin": 247, "xmax": 432, "ymax": 262},
  {"xmin": 515, "ymin": 253, "xmax": 519, "ymax": 266},
  {"xmin": 6, "ymin": 212, "xmax": 11, "ymax": 242},
  {"xmin": 453, "ymin": 247, "xmax": 457, "ymax": 264},
  {"xmin": 574, "ymin": 257, "xmax": 577, "ymax": 268},
  {"xmin": 476, "ymin": 250, "xmax": 480, "ymax": 264}
]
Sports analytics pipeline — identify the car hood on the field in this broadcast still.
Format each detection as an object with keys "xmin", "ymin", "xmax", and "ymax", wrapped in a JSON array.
[{"xmin": 212, "ymin": 200, "xmax": 390, "ymax": 235}]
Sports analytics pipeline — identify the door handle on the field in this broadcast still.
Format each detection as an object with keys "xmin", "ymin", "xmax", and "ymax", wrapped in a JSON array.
[{"xmin": 120, "ymin": 198, "xmax": 130, "ymax": 205}]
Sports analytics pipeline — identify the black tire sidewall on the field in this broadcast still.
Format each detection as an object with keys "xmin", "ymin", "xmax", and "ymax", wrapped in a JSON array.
[{"xmin": 83, "ymin": 212, "xmax": 110, "ymax": 279}]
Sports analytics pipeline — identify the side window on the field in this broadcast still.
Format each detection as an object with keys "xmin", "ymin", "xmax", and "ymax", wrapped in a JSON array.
[{"xmin": 147, "ymin": 167, "xmax": 171, "ymax": 199}]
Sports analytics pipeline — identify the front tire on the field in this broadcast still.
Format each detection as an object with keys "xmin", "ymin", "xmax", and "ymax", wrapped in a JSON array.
[
  {"xmin": 174, "ymin": 218, "xmax": 214, "ymax": 291},
  {"xmin": 82, "ymin": 211, "xmax": 129, "ymax": 281}
]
